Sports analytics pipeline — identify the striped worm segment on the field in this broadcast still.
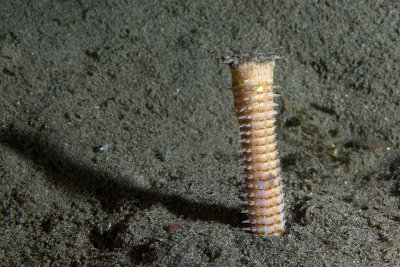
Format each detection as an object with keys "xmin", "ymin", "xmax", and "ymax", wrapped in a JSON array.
[{"xmin": 229, "ymin": 60, "xmax": 285, "ymax": 236}]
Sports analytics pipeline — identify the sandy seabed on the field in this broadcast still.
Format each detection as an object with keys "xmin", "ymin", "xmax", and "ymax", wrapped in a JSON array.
[{"xmin": 1, "ymin": 1, "xmax": 399, "ymax": 266}]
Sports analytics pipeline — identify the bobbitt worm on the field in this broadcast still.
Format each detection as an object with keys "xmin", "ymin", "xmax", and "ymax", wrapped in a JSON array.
[{"xmin": 221, "ymin": 52, "xmax": 285, "ymax": 236}]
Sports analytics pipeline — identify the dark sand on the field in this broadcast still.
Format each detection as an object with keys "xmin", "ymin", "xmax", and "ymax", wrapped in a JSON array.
[{"xmin": 1, "ymin": 1, "xmax": 399, "ymax": 266}]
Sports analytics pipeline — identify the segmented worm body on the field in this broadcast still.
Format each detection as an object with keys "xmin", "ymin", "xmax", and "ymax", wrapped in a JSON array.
[{"xmin": 223, "ymin": 54, "xmax": 285, "ymax": 236}]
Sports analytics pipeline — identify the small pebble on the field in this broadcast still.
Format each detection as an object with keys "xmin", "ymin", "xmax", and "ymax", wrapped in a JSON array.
[
  {"xmin": 99, "ymin": 144, "xmax": 110, "ymax": 151},
  {"xmin": 163, "ymin": 148, "xmax": 171, "ymax": 161},
  {"xmin": 167, "ymin": 223, "xmax": 182, "ymax": 232}
]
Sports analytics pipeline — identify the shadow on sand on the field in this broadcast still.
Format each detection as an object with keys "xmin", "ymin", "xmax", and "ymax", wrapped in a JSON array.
[{"xmin": 0, "ymin": 125, "xmax": 242, "ymax": 231}]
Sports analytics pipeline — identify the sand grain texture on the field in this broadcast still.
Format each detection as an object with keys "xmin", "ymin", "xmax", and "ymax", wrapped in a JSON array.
[{"xmin": 1, "ymin": 1, "xmax": 399, "ymax": 266}]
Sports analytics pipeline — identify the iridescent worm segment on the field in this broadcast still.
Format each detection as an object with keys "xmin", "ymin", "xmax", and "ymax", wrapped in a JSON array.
[{"xmin": 221, "ymin": 52, "xmax": 285, "ymax": 236}]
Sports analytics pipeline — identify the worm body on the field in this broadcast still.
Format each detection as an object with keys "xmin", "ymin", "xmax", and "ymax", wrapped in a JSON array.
[{"xmin": 225, "ymin": 55, "xmax": 285, "ymax": 236}]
